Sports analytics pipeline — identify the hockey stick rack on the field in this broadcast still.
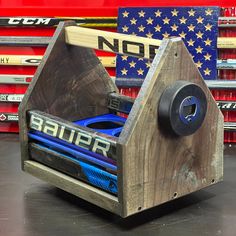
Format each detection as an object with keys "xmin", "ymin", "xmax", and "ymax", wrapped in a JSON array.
[{"xmin": 19, "ymin": 21, "xmax": 223, "ymax": 218}]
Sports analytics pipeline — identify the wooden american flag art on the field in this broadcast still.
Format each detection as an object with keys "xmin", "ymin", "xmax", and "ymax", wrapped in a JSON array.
[{"xmin": 116, "ymin": 7, "xmax": 220, "ymax": 80}]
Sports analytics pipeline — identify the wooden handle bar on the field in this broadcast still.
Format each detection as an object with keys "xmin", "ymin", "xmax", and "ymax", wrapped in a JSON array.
[{"xmin": 65, "ymin": 26, "xmax": 162, "ymax": 60}]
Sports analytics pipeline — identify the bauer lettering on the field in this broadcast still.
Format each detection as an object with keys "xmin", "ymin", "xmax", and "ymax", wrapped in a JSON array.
[{"xmin": 29, "ymin": 114, "xmax": 113, "ymax": 158}]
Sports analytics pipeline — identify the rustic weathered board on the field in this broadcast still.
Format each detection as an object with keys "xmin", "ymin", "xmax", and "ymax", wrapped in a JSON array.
[
  {"xmin": 19, "ymin": 21, "xmax": 117, "ymax": 167},
  {"xmin": 117, "ymin": 38, "xmax": 224, "ymax": 217},
  {"xmin": 24, "ymin": 160, "xmax": 119, "ymax": 214},
  {"xmin": 19, "ymin": 21, "xmax": 120, "ymax": 214}
]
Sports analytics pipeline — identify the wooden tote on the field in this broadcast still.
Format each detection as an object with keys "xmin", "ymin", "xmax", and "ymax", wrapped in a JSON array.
[{"xmin": 19, "ymin": 21, "xmax": 223, "ymax": 217}]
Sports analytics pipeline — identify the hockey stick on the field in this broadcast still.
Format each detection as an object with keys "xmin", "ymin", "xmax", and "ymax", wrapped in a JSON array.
[
  {"xmin": 114, "ymin": 78, "xmax": 236, "ymax": 89},
  {"xmin": 0, "ymin": 36, "xmax": 51, "ymax": 46},
  {"xmin": 0, "ymin": 17, "xmax": 117, "ymax": 27},
  {"xmin": 216, "ymin": 101, "xmax": 236, "ymax": 110},
  {"xmin": 0, "ymin": 16, "xmax": 233, "ymax": 28},
  {"xmin": 217, "ymin": 37, "xmax": 236, "ymax": 49},
  {"xmin": 0, "ymin": 55, "xmax": 116, "ymax": 67},
  {"xmin": 0, "ymin": 55, "xmax": 42, "ymax": 66},
  {"xmin": 0, "ymin": 74, "xmax": 235, "ymax": 91},
  {"xmin": 206, "ymin": 80, "xmax": 236, "ymax": 90},
  {"xmin": 1, "ymin": 52, "xmax": 234, "ymax": 69},
  {"xmin": 218, "ymin": 17, "xmax": 236, "ymax": 28},
  {"xmin": 224, "ymin": 122, "xmax": 236, "ymax": 131},
  {"xmin": 217, "ymin": 59, "xmax": 236, "ymax": 69}
]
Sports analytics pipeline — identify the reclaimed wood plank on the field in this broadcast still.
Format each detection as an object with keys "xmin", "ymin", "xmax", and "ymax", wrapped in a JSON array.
[
  {"xmin": 24, "ymin": 160, "xmax": 120, "ymax": 214},
  {"xmin": 118, "ymin": 38, "xmax": 224, "ymax": 217}
]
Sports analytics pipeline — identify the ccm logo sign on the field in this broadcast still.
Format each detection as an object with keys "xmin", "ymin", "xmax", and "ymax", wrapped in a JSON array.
[
  {"xmin": 29, "ymin": 113, "xmax": 116, "ymax": 159},
  {"xmin": 8, "ymin": 18, "xmax": 51, "ymax": 25},
  {"xmin": 98, "ymin": 36, "xmax": 159, "ymax": 60}
]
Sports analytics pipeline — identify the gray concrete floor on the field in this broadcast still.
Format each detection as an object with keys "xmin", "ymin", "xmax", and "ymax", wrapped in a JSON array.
[{"xmin": 0, "ymin": 134, "xmax": 235, "ymax": 236}]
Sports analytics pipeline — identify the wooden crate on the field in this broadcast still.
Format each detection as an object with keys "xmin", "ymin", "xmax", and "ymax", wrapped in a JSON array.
[{"xmin": 19, "ymin": 21, "xmax": 224, "ymax": 217}]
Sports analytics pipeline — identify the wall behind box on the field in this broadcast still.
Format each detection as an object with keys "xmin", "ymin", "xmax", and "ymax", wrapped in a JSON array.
[{"xmin": 0, "ymin": 2, "xmax": 235, "ymax": 143}]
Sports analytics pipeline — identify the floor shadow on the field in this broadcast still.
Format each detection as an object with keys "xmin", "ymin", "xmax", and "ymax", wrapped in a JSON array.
[{"xmin": 53, "ymin": 187, "xmax": 215, "ymax": 230}]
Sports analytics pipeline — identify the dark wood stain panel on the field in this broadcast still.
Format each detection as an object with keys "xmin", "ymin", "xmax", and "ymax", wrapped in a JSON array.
[{"xmin": 118, "ymin": 38, "xmax": 223, "ymax": 217}]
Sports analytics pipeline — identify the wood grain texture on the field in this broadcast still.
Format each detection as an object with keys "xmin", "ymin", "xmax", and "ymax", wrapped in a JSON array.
[
  {"xmin": 19, "ymin": 21, "xmax": 121, "ymax": 214},
  {"xmin": 24, "ymin": 160, "xmax": 120, "ymax": 214},
  {"xmin": 118, "ymin": 38, "xmax": 224, "ymax": 217},
  {"xmin": 19, "ymin": 21, "xmax": 118, "ymax": 168},
  {"xmin": 65, "ymin": 26, "xmax": 161, "ymax": 59},
  {"xmin": 20, "ymin": 21, "xmax": 117, "ymax": 121},
  {"xmin": 19, "ymin": 23, "xmax": 223, "ymax": 217}
]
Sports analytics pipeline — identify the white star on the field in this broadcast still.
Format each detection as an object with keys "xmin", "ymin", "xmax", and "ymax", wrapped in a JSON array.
[
  {"xmin": 137, "ymin": 68, "xmax": 144, "ymax": 75},
  {"xmin": 195, "ymin": 60, "xmax": 203, "ymax": 68},
  {"xmin": 122, "ymin": 25, "xmax": 129, "ymax": 32},
  {"xmin": 129, "ymin": 61, "xmax": 136, "ymax": 68},
  {"xmin": 179, "ymin": 16, "xmax": 187, "ymax": 24},
  {"xmin": 163, "ymin": 17, "xmax": 170, "ymax": 24},
  {"xmin": 171, "ymin": 24, "xmax": 178, "ymax": 31},
  {"xmin": 205, "ymin": 8, "xmax": 213, "ymax": 16},
  {"xmin": 145, "ymin": 61, "xmax": 152, "ymax": 68},
  {"xmin": 188, "ymin": 9, "xmax": 196, "ymax": 16},
  {"xmin": 138, "ymin": 25, "xmax": 145, "ymax": 32},
  {"xmin": 204, "ymin": 68, "xmax": 211, "ymax": 75},
  {"xmin": 146, "ymin": 32, "xmax": 153, "ymax": 38},
  {"xmin": 205, "ymin": 23, "xmax": 213, "ymax": 31},
  {"xmin": 179, "ymin": 31, "xmax": 187, "ymax": 39},
  {"xmin": 162, "ymin": 31, "xmax": 170, "ymax": 38},
  {"xmin": 204, "ymin": 38, "xmax": 212, "ymax": 46},
  {"xmin": 138, "ymin": 10, "xmax": 145, "ymax": 17},
  {"xmin": 154, "ymin": 24, "xmax": 162, "ymax": 32},
  {"xmin": 146, "ymin": 17, "xmax": 153, "ymax": 25},
  {"xmin": 171, "ymin": 9, "xmax": 179, "ymax": 16},
  {"xmin": 187, "ymin": 39, "xmax": 195, "ymax": 46},
  {"xmin": 204, "ymin": 53, "xmax": 212, "ymax": 60},
  {"xmin": 121, "ymin": 55, "xmax": 128, "ymax": 61},
  {"xmin": 121, "ymin": 68, "xmax": 128, "ymax": 75},
  {"xmin": 122, "ymin": 11, "xmax": 129, "ymax": 17},
  {"xmin": 130, "ymin": 18, "xmax": 137, "ymax": 25},
  {"xmin": 155, "ymin": 10, "xmax": 162, "ymax": 17}
]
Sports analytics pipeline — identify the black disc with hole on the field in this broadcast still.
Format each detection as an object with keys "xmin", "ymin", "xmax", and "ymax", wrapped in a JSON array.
[{"xmin": 158, "ymin": 80, "xmax": 207, "ymax": 136}]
